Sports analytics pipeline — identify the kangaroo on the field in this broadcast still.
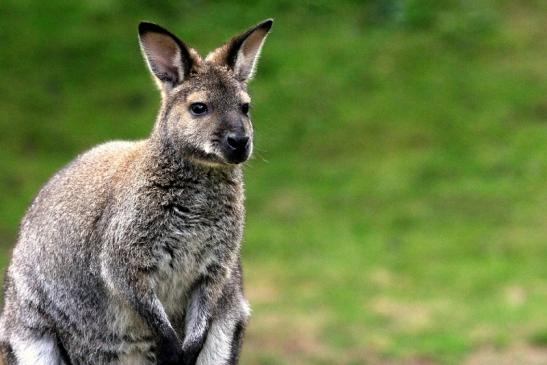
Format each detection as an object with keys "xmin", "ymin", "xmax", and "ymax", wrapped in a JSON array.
[{"xmin": 0, "ymin": 19, "xmax": 273, "ymax": 365}]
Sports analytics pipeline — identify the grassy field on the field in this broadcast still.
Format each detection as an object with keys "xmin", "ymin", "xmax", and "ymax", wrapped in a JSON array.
[{"xmin": 1, "ymin": 1, "xmax": 546, "ymax": 364}]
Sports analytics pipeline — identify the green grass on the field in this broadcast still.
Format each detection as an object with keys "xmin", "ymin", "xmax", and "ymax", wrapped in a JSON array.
[{"xmin": 1, "ymin": 1, "xmax": 546, "ymax": 364}]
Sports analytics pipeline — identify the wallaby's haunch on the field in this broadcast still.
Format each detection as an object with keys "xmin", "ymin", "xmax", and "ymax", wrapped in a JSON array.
[{"xmin": 0, "ymin": 19, "xmax": 273, "ymax": 365}]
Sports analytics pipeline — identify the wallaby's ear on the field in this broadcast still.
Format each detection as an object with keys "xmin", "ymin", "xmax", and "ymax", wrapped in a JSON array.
[
  {"xmin": 206, "ymin": 19, "xmax": 273, "ymax": 83},
  {"xmin": 138, "ymin": 22, "xmax": 199, "ymax": 92}
]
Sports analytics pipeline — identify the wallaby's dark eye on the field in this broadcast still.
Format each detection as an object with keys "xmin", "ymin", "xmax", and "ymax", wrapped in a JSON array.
[
  {"xmin": 241, "ymin": 103, "xmax": 250, "ymax": 115},
  {"xmin": 190, "ymin": 103, "xmax": 208, "ymax": 116}
]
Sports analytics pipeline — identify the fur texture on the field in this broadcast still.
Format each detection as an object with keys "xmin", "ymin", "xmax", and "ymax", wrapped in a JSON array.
[{"xmin": 0, "ymin": 19, "xmax": 273, "ymax": 365}]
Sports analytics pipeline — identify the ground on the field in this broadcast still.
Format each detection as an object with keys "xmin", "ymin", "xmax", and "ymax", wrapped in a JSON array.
[{"xmin": 0, "ymin": 1, "xmax": 546, "ymax": 364}]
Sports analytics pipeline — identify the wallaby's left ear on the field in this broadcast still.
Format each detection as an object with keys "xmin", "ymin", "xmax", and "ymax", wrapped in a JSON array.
[{"xmin": 207, "ymin": 19, "xmax": 273, "ymax": 83}]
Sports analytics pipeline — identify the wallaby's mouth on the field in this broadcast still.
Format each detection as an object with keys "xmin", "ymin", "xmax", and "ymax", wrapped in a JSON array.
[{"xmin": 221, "ymin": 133, "xmax": 252, "ymax": 164}]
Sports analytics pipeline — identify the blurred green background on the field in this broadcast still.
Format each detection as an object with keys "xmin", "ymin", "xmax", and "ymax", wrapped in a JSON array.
[{"xmin": 1, "ymin": 0, "xmax": 546, "ymax": 364}]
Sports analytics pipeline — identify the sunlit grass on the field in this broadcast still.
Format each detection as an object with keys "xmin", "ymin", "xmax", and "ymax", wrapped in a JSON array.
[{"xmin": 0, "ymin": 1, "xmax": 546, "ymax": 364}]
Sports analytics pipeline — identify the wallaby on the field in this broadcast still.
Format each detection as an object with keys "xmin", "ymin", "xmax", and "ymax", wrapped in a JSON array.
[{"xmin": 0, "ymin": 18, "xmax": 273, "ymax": 365}]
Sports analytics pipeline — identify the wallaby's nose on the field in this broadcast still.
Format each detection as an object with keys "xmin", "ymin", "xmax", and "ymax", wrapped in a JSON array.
[
  {"xmin": 223, "ymin": 132, "xmax": 252, "ymax": 164},
  {"xmin": 226, "ymin": 134, "xmax": 250, "ymax": 152}
]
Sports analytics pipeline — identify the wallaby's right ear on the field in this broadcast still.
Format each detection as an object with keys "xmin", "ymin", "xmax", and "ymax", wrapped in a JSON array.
[{"xmin": 138, "ymin": 22, "xmax": 199, "ymax": 93}]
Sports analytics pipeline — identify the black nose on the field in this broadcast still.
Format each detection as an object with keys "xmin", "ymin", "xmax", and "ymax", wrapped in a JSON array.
[{"xmin": 226, "ymin": 134, "xmax": 250, "ymax": 152}]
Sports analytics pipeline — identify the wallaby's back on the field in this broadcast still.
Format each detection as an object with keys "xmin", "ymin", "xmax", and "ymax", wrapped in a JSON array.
[
  {"xmin": 1, "ymin": 140, "xmax": 149, "ymax": 357},
  {"xmin": 12, "ymin": 140, "xmax": 144, "ymax": 281}
]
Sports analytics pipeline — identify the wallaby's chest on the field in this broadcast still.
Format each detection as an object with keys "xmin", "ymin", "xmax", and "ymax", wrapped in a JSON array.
[
  {"xmin": 166, "ymin": 177, "xmax": 243, "ymax": 247},
  {"xmin": 149, "ymin": 175, "xmax": 243, "ymax": 313}
]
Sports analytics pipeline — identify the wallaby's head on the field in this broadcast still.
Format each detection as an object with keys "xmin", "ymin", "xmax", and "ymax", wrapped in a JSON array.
[{"xmin": 138, "ymin": 19, "xmax": 273, "ymax": 166}]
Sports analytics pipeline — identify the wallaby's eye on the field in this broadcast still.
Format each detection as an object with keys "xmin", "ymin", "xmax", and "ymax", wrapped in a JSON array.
[
  {"xmin": 190, "ymin": 103, "xmax": 208, "ymax": 116},
  {"xmin": 241, "ymin": 103, "xmax": 250, "ymax": 115}
]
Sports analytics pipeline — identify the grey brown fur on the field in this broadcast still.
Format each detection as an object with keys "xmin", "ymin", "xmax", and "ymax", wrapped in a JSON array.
[{"xmin": 0, "ymin": 19, "xmax": 273, "ymax": 365}]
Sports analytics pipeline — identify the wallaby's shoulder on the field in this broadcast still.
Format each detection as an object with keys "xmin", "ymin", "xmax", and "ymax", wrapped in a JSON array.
[
  {"xmin": 24, "ymin": 139, "xmax": 148, "ymax": 220},
  {"xmin": 50, "ymin": 139, "xmax": 146, "ymax": 187},
  {"xmin": 73, "ymin": 139, "xmax": 147, "ymax": 176}
]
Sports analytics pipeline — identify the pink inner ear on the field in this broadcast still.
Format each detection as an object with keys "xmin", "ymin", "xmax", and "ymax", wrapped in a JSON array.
[{"xmin": 142, "ymin": 33, "xmax": 181, "ymax": 75}]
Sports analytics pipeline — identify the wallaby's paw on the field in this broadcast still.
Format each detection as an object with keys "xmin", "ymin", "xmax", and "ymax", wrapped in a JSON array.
[
  {"xmin": 156, "ymin": 340, "xmax": 184, "ymax": 365},
  {"xmin": 180, "ymin": 340, "xmax": 203, "ymax": 365}
]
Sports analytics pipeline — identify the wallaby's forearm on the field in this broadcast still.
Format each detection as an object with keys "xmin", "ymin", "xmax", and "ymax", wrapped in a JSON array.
[
  {"xmin": 182, "ymin": 285, "xmax": 210, "ymax": 365},
  {"xmin": 182, "ymin": 264, "xmax": 230, "ymax": 365},
  {"xmin": 100, "ymin": 245, "xmax": 183, "ymax": 363},
  {"xmin": 190, "ymin": 263, "xmax": 250, "ymax": 365}
]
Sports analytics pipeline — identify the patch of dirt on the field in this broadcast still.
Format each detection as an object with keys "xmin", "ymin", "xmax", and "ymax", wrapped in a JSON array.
[
  {"xmin": 369, "ymin": 296, "xmax": 432, "ymax": 331},
  {"xmin": 464, "ymin": 345, "xmax": 547, "ymax": 365},
  {"xmin": 243, "ymin": 308, "xmax": 438, "ymax": 365},
  {"xmin": 245, "ymin": 310, "xmax": 330, "ymax": 357},
  {"xmin": 504, "ymin": 284, "xmax": 527, "ymax": 308},
  {"xmin": 369, "ymin": 267, "xmax": 395, "ymax": 287},
  {"xmin": 245, "ymin": 277, "xmax": 280, "ymax": 305}
]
